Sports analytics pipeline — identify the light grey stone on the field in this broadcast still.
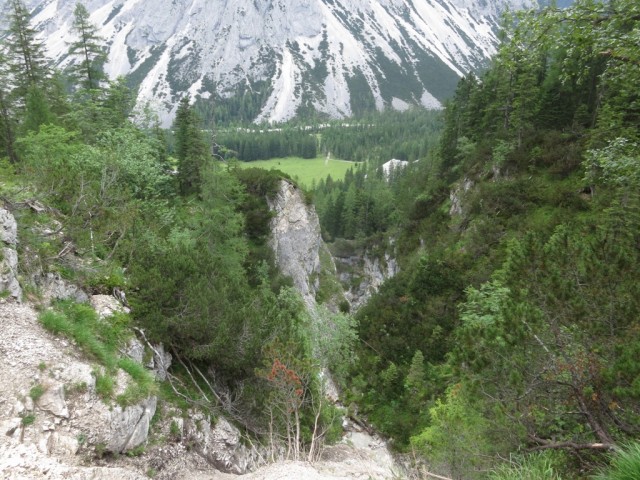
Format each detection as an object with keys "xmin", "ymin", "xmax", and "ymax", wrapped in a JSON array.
[
  {"xmin": 38, "ymin": 273, "xmax": 89, "ymax": 304},
  {"xmin": 151, "ymin": 343, "xmax": 172, "ymax": 381},
  {"xmin": 37, "ymin": 382, "xmax": 69, "ymax": 419},
  {"xmin": 125, "ymin": 338, "xmax": 145, "ymax": 365},
  {"xmin": 59, "ymin": 362, "xmax": 95, "ymax": 394},
  {"xmin": 449, "ymin": 177, "xmax": 474, "ymax": 217},
  {"xmin": 1, "ymin": 247, "xmax": 22, "ymax": 301},
  {"xmin": 90, "ymin": 294, "xmax": 129, "ymax": 320},
  {"xmin": 268, "ymin": 180, "xmax": 322, "ymax": 309},
  {"xmin": 106, "ymin": 396, "xmax": 157, "ymax": 453},
  {"xmin": 335, "ymin": 251, "xmax": 398, "ymax": 311},
  {"xmin": 0, "ymin": 208, "xmax": 17, "ymax": 246},
  {"xmin": 184, "ymin": 414, "xmax": 263, "ymax": 474}
]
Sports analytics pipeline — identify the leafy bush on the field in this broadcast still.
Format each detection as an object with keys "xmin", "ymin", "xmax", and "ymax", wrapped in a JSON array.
[{"xmin": 21, "ymin": 413, "xmax": 36, "ymax": 426}]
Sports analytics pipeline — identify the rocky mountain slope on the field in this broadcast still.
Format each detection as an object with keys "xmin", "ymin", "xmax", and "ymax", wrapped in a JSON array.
[
  {"xmin": 0, "ymin": 185, "xmax": 401, "ymax": 479},
  {"xmin": 2, "ymin": 0, "xmax": 533, "ymax": 125}
]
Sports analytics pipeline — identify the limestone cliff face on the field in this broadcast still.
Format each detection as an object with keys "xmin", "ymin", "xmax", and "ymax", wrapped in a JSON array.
[
  {"xmin": 334, "ymin": 251, "xmax": 399, "ymax": 312},
  {"xmin": 267, "ymin": 180, "xmax": 323, "ymax": 308},
  {"xmin": 266, "ymin": 181, "xmax": 399, "ymax": 312}
]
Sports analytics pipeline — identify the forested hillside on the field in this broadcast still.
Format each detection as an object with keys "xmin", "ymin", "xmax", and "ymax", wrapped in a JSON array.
[{"xmin": 317, "ymin": 0, "xmax": 640, "ymax": 477}]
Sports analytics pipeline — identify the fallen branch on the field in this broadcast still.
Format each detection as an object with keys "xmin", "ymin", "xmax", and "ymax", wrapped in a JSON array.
[
  {"xmin": 48, "ymin": 241, "xmax": 74, "ymax": 260},
  {"xmin": 422, "ymin": 469, "xmax": 454, "ymax": 480},
  {"xmin": 528, "ymin": 434, "xmax": 615, "ymax": 452},
  {"xmin": 171, "ymin": 349, "xmax": 211, "ymax": 404},
  {"xmin": 348, "ymin": 415, "xmax": 376, "ymax": 436}
]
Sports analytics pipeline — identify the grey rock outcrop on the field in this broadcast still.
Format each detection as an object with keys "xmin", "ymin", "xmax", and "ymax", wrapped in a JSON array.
[
  {"xmin": 125, "ymin": 338, "xmax": 146, "ymax": 365},
  {"xmin": 335, "ymin": 251, "xmax": 399, "ymax": 311},
  {"xmin": 268, "ymin": 180, "xmax": 322, "ymax": 308},
  {"xmin": 38, "ymin": 272, "xmax": 89, "ymax": 304},
  {"xmin": 184, "ymin": 414, "xmax": 263, "ymax": 474},
  {"xmin": 123, "ymin": 338, "xmax": 172, "ymax": 381},
  {"xmin": 1, "ymin": 247, "xmax": 21, "ymax": 301},
  {"xmin": 106, "ymin": 397, "xmax": 157, "ymax": 453},
  {"xmin": 11, "ymin": 0, "xmax": 533, "ymax": 126},
  {"xmin": 37, "ymin": 382, "xmax": 69, "ymax": 419},
  {"xmin": 150, "ymin": 343, "xmax": 172, "ymax": 381},
  {"xmin": 0, "ymin": 208, "xmax": 17, "ymax": 246},
  {"xmin": 90, "ymin": 294, "xmax": 130, "ymax": 319},
  {"xmin": 449, "ymin": 177, "xmax": 474, "ymax": 217},
  {"xmin": 0, "ymin": 208, "xmax": 21, "ymax": 301}
]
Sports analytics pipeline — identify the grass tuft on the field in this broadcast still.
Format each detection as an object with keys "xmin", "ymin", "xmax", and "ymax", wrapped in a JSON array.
[
  {"xmin": 489, "ymin": 452, "xmax": 563, "ymax": 480},
  {"xmin": 21, "ymin": 413, "xmax": 36, "ymax": 426},
  {"xmin": 40, "ymin": 302, "xmax": 156, "ymax": 404},
  {"xmin": 593, "ymin": 443, "xmax": 640, "ymax": 480},
  {"xmin": 94, "ymin": 370, "xmax": 115, "ymax": 400}
]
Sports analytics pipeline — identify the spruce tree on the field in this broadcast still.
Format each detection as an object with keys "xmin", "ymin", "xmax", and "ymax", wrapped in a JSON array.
[
  {"xmin": 4, "ymin": 0, "xmax": 50, "ymax": 100},
  {"xmin": 173, "ymin": 97, "xmax": 209, "ymax": 195},
  {"xmin": 68, "ymin": 3, "xmax": 107, "ymax": 91},
  {"xmin": 0, "ymin": 49, "xmax": 18, "ymax": 162}
]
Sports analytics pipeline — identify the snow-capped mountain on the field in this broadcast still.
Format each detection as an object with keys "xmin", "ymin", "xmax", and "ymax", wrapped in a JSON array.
[{"xmin": 1, "ymin": 0, "xmax": 534, "ymax": 125}]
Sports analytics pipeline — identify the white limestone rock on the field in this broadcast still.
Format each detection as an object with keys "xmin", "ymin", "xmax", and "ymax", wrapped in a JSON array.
[
  {"xmin": 268, "ymin": 180, "xmax": 322, "ymax": 308},
  {"xmin": 105, "ymin": 396, "xmax": 157, "ymax": 453},
  {"xmin": 36, "ymin": 382, "xmax": 69, "ymax": 419},
  {"xmin": 38, "ymin": 273, "xmax": 89, "ymax": 304},
  {"xmin": 0, "ymin": 208, "xmax": 17, "ymax": 246},
  {"xmin": 184, "ymin": 414, "xmax": 263, "ymax": 474},
  {"xmin": 1, "ymin": 247, "xmax": 22, "ymax": 301},
  {"xmin": 7, "ymin": 0, "xmax": 534, "ymax": 125},
  {"xmin": 90, "ymin": 294, "xmax": 129, "ymax": 319}
]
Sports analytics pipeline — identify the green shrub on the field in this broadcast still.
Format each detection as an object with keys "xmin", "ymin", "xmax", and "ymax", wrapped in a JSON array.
[
  {"xmin": 21, "ymin": 413, "xmax": 36, "ymax": 426},
  {"xmin": 29, "ymin": 384, "xmax": 46, "ymax": 402},
  {"xmin": 593, "ymin": 444, "xmax": 640, "ymax": 480},
  {"xmin": 116, "ymin": 357, "xmax": 157, "ymax": 405},
  {"xmin": 125, "ymin": 444, "xmax": 145, "ymax": 457},
  {"xmin": 169, "ymin": 420, "xmax": 181, "ymax": 439}
]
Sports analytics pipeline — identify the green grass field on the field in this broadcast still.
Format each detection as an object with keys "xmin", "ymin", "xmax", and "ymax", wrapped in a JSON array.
[{"xmin": 235, "ymin": 156, "xmax": 360, "ymax": 189}]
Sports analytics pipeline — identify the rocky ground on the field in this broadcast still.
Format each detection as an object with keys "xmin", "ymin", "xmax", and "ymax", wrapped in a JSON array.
[{"xmin": 0, "ymin": 299, "xmax": 401, "ymax": 480}]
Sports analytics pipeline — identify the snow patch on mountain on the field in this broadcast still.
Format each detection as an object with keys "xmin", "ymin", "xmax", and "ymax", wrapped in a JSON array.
[{"xmin": 421, "ymin": 91, "xmax": 443, "ymax": 109}]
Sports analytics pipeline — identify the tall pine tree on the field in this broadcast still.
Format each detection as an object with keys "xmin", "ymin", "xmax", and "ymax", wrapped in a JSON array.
[
  {"xmin": 4, "ymin": 0, "xmax": 50, "ymax": 99},
  {"xmin": 173, "ymin": 97, "xmax": 209, "ymax": 195},
  {"xmin": 0, "ymin": 48, "xmax": 18, "ymax": 162},
  {"xmin": 68, "ymin": 3, "xmax": 107, "ymax": 92}
]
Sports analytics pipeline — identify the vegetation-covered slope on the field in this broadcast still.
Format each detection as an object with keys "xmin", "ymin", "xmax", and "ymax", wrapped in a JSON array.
[{"xmin": 313, "ymin": 0, "xmax": 640, "ymax": 477}]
